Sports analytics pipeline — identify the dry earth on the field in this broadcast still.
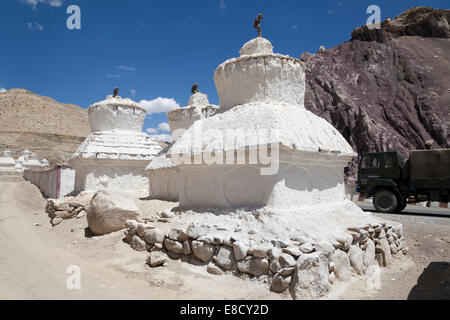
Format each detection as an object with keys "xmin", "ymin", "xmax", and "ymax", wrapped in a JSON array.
[{"xmin": 0, "ymin": 179, "xmax": 448, "ymax": 300}]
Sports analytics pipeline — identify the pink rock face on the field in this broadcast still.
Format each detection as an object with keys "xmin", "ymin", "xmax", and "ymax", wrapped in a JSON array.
[{"xmin": 301, "ymin": 7, "xmax": 450, "ymax": 188}]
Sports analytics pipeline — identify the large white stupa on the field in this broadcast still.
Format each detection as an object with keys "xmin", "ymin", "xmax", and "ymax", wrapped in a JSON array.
[
  {"xmin": 146, "ymin": 88, "xmax": 219, "ymax": 202},
  {"xmin": 162, "ymin": 36, "xmax": 355, "ymax": 209},
  {"xmin": 70, "ymin": 91, "xmax": 162, "ymax": 193}
]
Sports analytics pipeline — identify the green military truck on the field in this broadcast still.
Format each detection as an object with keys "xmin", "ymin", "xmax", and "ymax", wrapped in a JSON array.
[{"xmin": 356, "ymin": 149, "xmax": 450, "ymax": 213}]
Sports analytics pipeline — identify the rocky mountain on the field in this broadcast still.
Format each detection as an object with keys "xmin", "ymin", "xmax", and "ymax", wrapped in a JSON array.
[
  {"xmin": 0, "ymin": 89, "xmax": 90, "ymax": 165},
  {"xmin": 301, "ymin": 7, "xmax": 450, "ymax": 189}
]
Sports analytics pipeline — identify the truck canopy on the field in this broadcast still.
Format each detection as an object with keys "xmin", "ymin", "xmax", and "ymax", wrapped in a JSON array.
[{"xmin": 409, "ymin": 149, "xmax": 450, "ymax": 183}]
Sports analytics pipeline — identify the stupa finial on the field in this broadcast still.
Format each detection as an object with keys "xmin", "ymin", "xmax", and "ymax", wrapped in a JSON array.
[
  {"xmin": 113, "ymin": 87, "xmax": 119, "ymax": 97},
  {"xmin": 253, "ymin": 13, "xmax": 263, "ymax": 37},
  {"xmin": 191, "ymin": 83, "xmax": 199, "ymax": 95}
]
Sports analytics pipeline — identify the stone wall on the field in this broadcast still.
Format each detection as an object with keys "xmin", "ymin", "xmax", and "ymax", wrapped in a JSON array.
[{"xmin": 124, "ymin": 218, "xmax": 407, "ymax": 299}]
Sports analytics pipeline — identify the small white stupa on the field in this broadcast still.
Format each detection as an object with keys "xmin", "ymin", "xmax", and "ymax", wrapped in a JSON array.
[
  {"xmin": 70, "ymin": 89, "xmax": 162, "ymax": 193},
  {"xmin": 0, "ymin": 149, "xmax": 18, "ymax": 173},
  {"xmin": 146, "ymin": 85, "xmax": 219, "ymax": 201},
  {"xmin": 163, "ymin": 36, "xmax": 355, "ymax": 209},
  {"xmin": 19, "ymin": 150, "xmax": 46, "ymax": 170}
]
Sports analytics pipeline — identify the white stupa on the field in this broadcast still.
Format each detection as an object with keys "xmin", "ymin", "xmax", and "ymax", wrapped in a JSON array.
[
  {"xmin": 70, "ymin": 91, "xmax": 162, "ymax": 193},
  {"xmin": 163, "ymin": 36, "xmax": 356, "ymax": 209},
  {"xmin": 146, "ymin": 88, "xmax": 219, "ymax": 201},
  {"xmin": 0, "ymin": 149, "xmax": 18, "ymax": 173}
]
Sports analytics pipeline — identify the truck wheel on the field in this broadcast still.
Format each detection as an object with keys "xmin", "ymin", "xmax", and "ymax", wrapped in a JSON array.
[{"xmin": 373, "ymin": 190, "xmax": 398, "ymax": 213}]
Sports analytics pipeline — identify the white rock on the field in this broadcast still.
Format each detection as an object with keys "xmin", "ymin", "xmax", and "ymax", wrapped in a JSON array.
[
  {"xmin": 348, "ymin": 245, "xmax": 365, "ymax": 275},
  {"xmin": 271, "ymin": 274, "xmax": 291, "ymax": 293},
  {"xmin": 248, "ymin": 243, "xmax": 272, "ymax": 258},
  {"xmin": 271, "ymin": 239, "xmax": 289, "ymax": 248},
  {"xmin": 207, "ymin": 263, "xmax": 224, "ymax": 275},
  {"xmin": 164, "ymin": 238, "xmax": 183, "ymax": 255},
  {"xmin": 232, "ymin": 241, "xmax": 248, "ymax": 261},
  {"xmin": 147, "ymin": 252, "xmax": 167, "ymax": 267},
  {"xmin": 282, "ymin": 246, "xmax": 301, "ymax": 257},
  {"xmin": 377, "ymin": 238, "xmax": 392, "ymax": 266},
  {"xmin": 291, "ymin": 252, "xmax": 330, "ymax": 300},
  {"xmin": 76, "ymin": 209, "xmax": 87, "ymax": 219},
  {"xmin": 143, "ymin": 229, "xmax": 165, "ymax": 244},
  {"xmin": 136, "ymin": 223, "xmax": 155, "ymax": 238},
  {"xmin": 316, "ymin": 240, "xmax": 335, "ymax": 258},
  {"xmin": 330, "ymin": 249, "xmax": 352, "ymax": 281},
  {"xmin": 182, "ymin": 241, "xmax": 192, "ymax": 256},
  {"xmin": 299, "ymin": 243, "xmax": 315, "ymax": 254},
  {"xmin": 168, "ymin": 228, "xmax": 189, "ymax": 242},
  {"xmin": 329, "ymin": 271, "xmax": 336, "ymax": 284},
  {"xmin": 87, "ymin": 189, "xmax": 141, "ymax": 236},
  {"xmin": 215, "ymin": 246, "xmax": 235, "ymax": 270},
  {"xmin": 192, "ymin": 241, "xmax": 215, "ymax": 263},
  {"xmin": 186, "ymin": 224, "xmax": 207, "ymax": 239},
  {"xmin": 237, "ymin": 257, "xmax": 269, "ymax": 276},
  {"xmin": 364, "ymin": 239, "xmax": 376, "ymax": 267},
  {"xmin": 130, "ymin": 235, "xmax": 147, "ymax": 252}
]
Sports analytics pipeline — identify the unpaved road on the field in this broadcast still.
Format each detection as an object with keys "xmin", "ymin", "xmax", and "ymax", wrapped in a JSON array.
[{"xmin": 0, "ymin": 179, "xmax": 448, "ymax": 300}]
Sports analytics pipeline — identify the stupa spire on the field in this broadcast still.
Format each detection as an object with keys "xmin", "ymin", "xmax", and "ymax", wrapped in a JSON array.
[{"xmin": 253, "ymin": 13, "xmax": 263, "ymax": 37}]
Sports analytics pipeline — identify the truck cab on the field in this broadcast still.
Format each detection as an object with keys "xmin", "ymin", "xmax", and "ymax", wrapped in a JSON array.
[{"xmin": 357, "ymin": 151, "xmax": 407, "ymax": 213}]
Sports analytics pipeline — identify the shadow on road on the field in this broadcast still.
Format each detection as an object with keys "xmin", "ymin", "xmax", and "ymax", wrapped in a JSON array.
[
  {"xmin": 359, "ymin": 205, "xmax": 450, "ymax": 219},
  {"xmin": 408, "ymin": 262, "xmax": 450, "ymax": 300}
]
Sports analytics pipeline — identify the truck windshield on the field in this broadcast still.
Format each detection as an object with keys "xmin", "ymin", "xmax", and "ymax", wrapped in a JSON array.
[{"xmin": 361, "ymin": 156, "xmax": 381, "ymax": 169}]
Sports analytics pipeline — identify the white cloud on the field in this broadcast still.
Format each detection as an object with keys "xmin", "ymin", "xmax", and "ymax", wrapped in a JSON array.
[
  {"xmin": 158, "ymin": 122, "xmax": 170, "ymax": 132},
  {"xmin": 27, "ymin": 22, "xmax": 44, "ymax": 31},
  {"xmin": 146, "ymin": 128, "xmax": 158, "ymax": 134},
  {"xmin": 106, "ymin": 74, "xmax": 120, "ymax": 79},
  {"xmin": 130, "ymin": 89, "xmax": 136, "ymax": 97},
  {"xmin": 219, "ymin": 0, "xmax": 226, "ymax": 10},
  {"xmin": 0, "ymin": 88, "xmax": 7, "ymax": 93},
  {"xmin": 139, "ymin": 97, "xmax": 180, "ymax": 115},
  {"xmin": 149, "ymin": 134, "xmax": 172, "ymax": 143},
  {"xmin": 116, "ymin": 66, "xmax": 136, "ymax": 71},
  {"xmin": 20, "ymin": 0, "xmax": 62, "ymax": 8}
]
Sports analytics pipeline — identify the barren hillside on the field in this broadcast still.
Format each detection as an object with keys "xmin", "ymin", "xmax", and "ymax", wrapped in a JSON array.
[
  {"xmin": 302, "ymin": 7, "xmax": 450, "ymax": 188},
  {"xmin": 0, "ymin": 88, "xmax": 90, "ymax": 165}
]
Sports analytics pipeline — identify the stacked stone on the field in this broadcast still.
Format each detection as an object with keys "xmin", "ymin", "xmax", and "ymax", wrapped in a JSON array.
[
  {"xmin": 46, "ymin": 193, "xmax": 93, "ymax": 226},
  {"xmin": 124, "ymin": 218, "xmax": 407, "ymax": 299}
]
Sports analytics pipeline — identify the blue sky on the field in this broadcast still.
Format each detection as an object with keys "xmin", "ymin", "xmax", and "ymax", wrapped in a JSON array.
[{"xmin": 1, "ymin": 0, "xmax": 448, "ymax": 141}]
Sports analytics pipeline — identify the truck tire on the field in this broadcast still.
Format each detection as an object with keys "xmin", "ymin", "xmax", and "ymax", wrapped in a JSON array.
[
  {"xmin": 373, "ymin": 190, "xmax": 398, "ymax": 213},
  {"xmin": 395, "ymin": 198, "xmax": 407, "ymax": 213}
]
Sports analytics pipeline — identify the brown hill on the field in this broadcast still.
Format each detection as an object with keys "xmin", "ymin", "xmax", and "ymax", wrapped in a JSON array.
[
  {"xmin": 0, "ymin": 88, "xmax": 90, "ymax": 165},
  {"xmin": 301, "ymin": 7, "xmax": 450, "ymax": 189}
]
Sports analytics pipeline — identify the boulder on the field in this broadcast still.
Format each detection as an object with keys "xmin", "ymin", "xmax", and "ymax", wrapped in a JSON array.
[
  {"xmin": 348, "ymin": 245, "xmax": 365, "ymax": 275},
  {"xmin": 237, "ymin": 257, "xmax": 269, "ymax": 276},
  {"xmin": 282, "ymin": 246, "xmax": 301, "ymax": 257},
  {"xmin": 87, "ymin": 189, "xmax": 142, "ymax": 236},
  {"xmin": 137, "ymin": 223, "xmax": 155, "ymax": 238},
  {"xmin": 143, "ymin": 229, "xmax": 165, "ymax": 244},
  {"xmin": 215, "ymin": 246, "xmax": 235, "ymax": 270},
  {"xmin": 248, "ymin": 243, "xmax": 272, "ymax": 258},
  {"xmin": 207, "ymin": 263, "xmax": 224, "ymax": 275},
  {"xmin": 291, "ymin": 252, "xmax": 330, "ymax": 300},
  {"xmin": 192, "ymin": 241, "xmax": 215, "ymax": 263},
  {"xmin": 164, "ymin": 238, "xmax": 183, "ymax": 255},
  {"xmin": 316, "ymin": 240, "xmax": 335, "ymax": 258},
  {"xmin": 186, "ymin": 224, "xmax": 207, "ymax": 239},
  {"xmin": 130, "ymin": 235, "xmax": 147, "ymax": 252},
  {"xmin": 182, "ymin": 241, "xmax": 192, "ymax": 256},
  {"xmin": 377, "ymin": 238, "xmax": 392, "ymax": 266},
  {"xmin": 232, "ymin": 241, "xmax": 248, "ymax": 261},
  {"xmin": 299, "ymin": 243, "xmax": 315, "ymax": 254},
  {"xmin": 330, "ymin": 249, "xmax": 352, "ymax": 281},
  {"xmin": 168, "ymin": 228, "xmax": 189, "ymax": 242},
  {"xmin": 147, "ymin": 252, "xmax": 167, "ymax": 268},
  {"xmin": 364, "ymin": 239, "xmax": 376, "ymax": 267},
  {"xmin": 271, "ymin": 274, "xmax": 291, "ymax": 293}
]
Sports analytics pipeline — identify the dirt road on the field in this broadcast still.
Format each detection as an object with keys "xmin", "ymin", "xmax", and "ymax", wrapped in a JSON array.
[{"xmin": 0, "ymin": 179, "xmax": 448, "ymax": 300}]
